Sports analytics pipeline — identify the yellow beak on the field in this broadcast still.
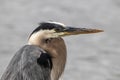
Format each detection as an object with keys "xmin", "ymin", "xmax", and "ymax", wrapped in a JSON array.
[{"xmin": 57, "ymin": 27, "xmax": 103, "ymax": 37}]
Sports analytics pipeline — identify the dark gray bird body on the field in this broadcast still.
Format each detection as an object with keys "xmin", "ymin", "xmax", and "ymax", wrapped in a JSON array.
[{"xmin": 1, "ymin": 45, "xmax": 52, "ymax": 80}]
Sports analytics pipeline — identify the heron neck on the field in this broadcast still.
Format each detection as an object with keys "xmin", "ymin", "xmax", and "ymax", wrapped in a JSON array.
[{"xmin": 28, "ymin": 34, "xmax": 67, "ymax": 80}]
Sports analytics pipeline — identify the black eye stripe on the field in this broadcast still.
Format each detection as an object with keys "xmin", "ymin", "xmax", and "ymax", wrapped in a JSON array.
[
  {"xmin": 54, "ymin": 27, "xmax": 65, "ymax": 32},
  {"xmin": 30, "ymin": 22, "xmax": 65, "ymax": 36}
]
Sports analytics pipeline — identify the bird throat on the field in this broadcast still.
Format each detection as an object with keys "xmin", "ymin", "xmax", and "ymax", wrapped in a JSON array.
[{"xmin": 28, "ymin": 34, "xmax": 67, "ymax": 80}]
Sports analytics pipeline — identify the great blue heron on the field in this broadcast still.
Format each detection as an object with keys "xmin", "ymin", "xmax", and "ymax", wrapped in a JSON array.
[{"xmin": 0, "ymin": 22, "xmax": 103, "ymax": 80}]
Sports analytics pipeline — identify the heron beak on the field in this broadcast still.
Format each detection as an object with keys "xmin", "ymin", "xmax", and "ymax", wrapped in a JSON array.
[{"xmin": 57, "ymin": 27, "xmax": 104, "ymax": 37}]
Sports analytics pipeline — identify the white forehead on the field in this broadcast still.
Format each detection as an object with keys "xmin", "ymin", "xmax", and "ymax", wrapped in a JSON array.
[{"xmin": 47, "ymin": 21, "xmax": 66, "ymax": 27}]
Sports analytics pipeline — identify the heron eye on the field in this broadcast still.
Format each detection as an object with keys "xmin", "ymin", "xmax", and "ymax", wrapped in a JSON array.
[
  {"xmin": 55, "ymin": 28, "xmax": 60, "ymax": 32},
  {"xmin": 55, "ymin": 26, "xmax": 65, "ymax": 32}
]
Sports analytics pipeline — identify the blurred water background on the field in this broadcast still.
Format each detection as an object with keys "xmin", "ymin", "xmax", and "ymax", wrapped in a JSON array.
[{"xmin": 0, "ymin": 0, "xmax": 120, "ymax": 80}]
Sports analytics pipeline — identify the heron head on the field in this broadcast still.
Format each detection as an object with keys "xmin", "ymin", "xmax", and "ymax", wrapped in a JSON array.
[
  {"xmin": 29, "ymin": 21, "xmax": 103, "ymax": 39},
  {"xmin": 27, "ymin": 21, "xmax": 103, "ymax": 80}
]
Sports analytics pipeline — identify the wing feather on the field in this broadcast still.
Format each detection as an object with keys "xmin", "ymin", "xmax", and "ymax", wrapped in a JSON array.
[{"xmin": 1, "ymin": 45, "xmax": 52, "ymax": 80}]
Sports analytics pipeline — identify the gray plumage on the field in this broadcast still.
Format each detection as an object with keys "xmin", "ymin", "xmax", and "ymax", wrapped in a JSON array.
[{"xmin": 1, "ymin": 45, "xmax": 52, "ymax": 80}]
